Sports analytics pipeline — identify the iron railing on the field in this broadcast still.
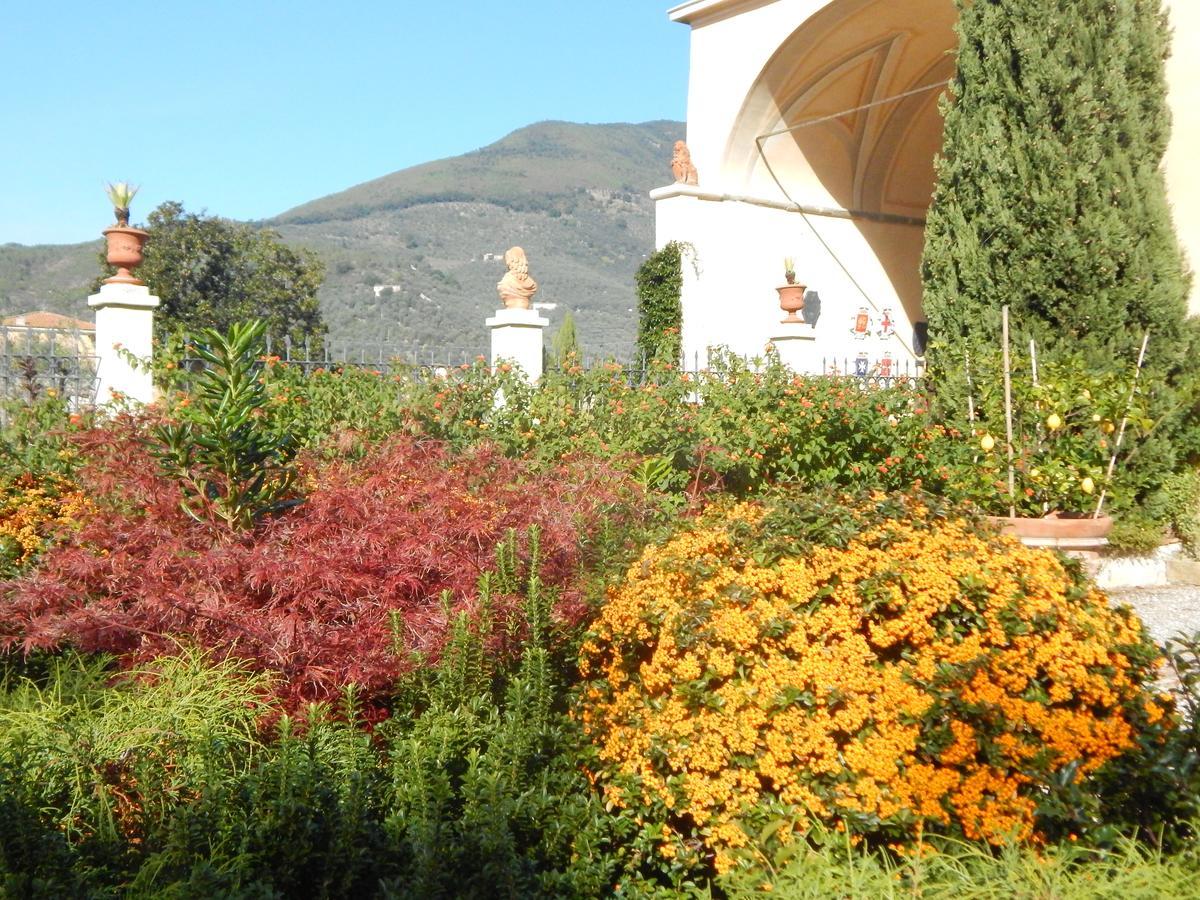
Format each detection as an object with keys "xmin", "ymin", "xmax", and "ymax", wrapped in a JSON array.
[{"xmin": 0, "ymin": 324, "xmax": 98, "ymax": 415}]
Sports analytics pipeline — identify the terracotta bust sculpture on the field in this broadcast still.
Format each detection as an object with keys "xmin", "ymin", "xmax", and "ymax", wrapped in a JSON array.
[
  {"xmin": 497, "ymin": 246, "xmax": 538, "ymax": 309},
  {"xmin": 671, "ymin": 140, "xmax": 699, "ymax": 185}
]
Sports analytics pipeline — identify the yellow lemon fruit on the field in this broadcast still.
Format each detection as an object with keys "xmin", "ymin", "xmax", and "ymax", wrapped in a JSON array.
[
  {"xmin": 980, "ymin": 434, "xmax": 996, "ymax": 452},
  {"xmin": 1104, "ymin": 422, "xmax": 1116, "ymax": 433},
  {"xmin": 1047, "ymin": 413, "xmax": 1063, "ymax": 431},
  {"xmin": 1081, "ymin": 477, "xmax": 1095, "ymax": 494}
]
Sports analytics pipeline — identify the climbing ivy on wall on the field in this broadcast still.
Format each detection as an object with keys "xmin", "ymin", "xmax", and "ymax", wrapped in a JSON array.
[{"xmin": 635, "ymin": 241, "xmax": 684, "ymax": 366}]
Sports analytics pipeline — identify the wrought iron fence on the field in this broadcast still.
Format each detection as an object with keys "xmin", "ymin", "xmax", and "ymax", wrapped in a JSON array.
[
  {"xmin": 0, "ymin": 324, "xmax": 98, "ymax": 417},
  {"xmin": 168, "ymin": 330, "xmax": 928, "ymax": 394},
  {"xmin": 546, "ymin": 352, "xmax": 926, "ymax": 390},
  {"xmin": 259, "ymin": 334, "xmax": 481, "ymax": 375}
]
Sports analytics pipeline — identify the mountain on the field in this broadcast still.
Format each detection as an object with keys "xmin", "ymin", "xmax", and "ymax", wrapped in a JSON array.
[
  {"xmin": 0, "ymin": 120, "xmax": 684, "ymax": 361},
  {"xmin": 0, "ymin": 241, "xmax": 105, "ymax": 314}
]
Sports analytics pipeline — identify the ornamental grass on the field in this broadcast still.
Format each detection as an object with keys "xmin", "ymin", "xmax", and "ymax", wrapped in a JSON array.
[{"xmin": 578, "ymin": 492, "xmax": 1169, "ymax": 874}]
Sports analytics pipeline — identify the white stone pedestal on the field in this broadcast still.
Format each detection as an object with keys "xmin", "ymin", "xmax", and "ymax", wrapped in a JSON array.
[
  {"xmin": 486, "ymin": 307, "xmax": 549, "ymax": 382},
  {"xmin": 87, "ymin": 282, "xmax": 160, "ymax": 405},
  {"xmin": 770, "ymin": 322, "xmax": 818, "ymax": 374}
]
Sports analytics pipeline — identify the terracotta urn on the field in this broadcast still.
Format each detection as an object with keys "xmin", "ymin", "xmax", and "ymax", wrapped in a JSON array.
[
  {"xmin": 986, "ymin": 513, "xmax": 1113, "ymax": 550},
  {"xmin": 102, "ymin": 226, "xmax": 150, "ymax": 285},
  {"xmin": 776, "ymin": 284, "xmax": 807, "ymax": 324}
]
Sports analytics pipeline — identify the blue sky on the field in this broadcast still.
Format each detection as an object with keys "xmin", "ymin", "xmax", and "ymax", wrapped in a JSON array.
[{"xmin": 2, "ymin": 1, "xmax": 689, "ymax": 246}]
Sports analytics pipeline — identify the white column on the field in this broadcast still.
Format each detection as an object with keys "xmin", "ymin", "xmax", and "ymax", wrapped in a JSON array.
[
  {"xmin": 1163, "ymin": 0, "xmax": 1200, "ymax": 313},
  {"xmin": 486, "ymin": 308, "xmax": 549, "ymax": 382},
  {"xmin": 87, "ymin": 282, "xmax": 160, "ymax": 406},
  {"xmin": 769, "ymin": 321, "xmax": 819, "ymax": 374}
]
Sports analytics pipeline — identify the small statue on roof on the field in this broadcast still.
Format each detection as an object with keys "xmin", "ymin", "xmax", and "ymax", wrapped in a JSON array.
[{"xmin": 671, "ymin": 141, "xmax": 699, "ymax": 185}]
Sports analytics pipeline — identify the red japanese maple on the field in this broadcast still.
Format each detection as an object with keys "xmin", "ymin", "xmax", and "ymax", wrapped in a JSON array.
[{"xmin": 1, "ymin": 421, "xmax": 639, "ymax": 712}]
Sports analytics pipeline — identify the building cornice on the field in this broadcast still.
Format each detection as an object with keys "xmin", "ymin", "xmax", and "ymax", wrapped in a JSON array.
[
  {"xmin": 668, "ymin": 0, "xmax": 775, "ymax": 26},
  {"xmin": 649, "ymin": 183, "xmax": 926, "ymax": 227}
]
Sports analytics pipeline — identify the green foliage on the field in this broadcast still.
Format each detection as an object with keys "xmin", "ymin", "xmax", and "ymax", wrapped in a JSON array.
[
  {"xmin": 152, "ymin": 320, "xmax": 299, "ymax": 530},
  {"xmin": 689, "ymin": 350, "xmax": 960, "ymax": 497},
  {"xmin": 0, "ymin": 390, "xmax": 84, "ymax": 484},
  {"xmin": 1089, "ymin": 630, "xmax": 1200, "ymax": 851},
  {"xmin": 130, "ymin": 706, "xmax": 388, "ymax": 898},
  {"xmin": 96, "ymin": 201, "xmax": 326, "ymax": 346},
  {"xmin": 0, "ymin": 534, "xmax": 630, "ymax": 898},
  {"xmin": 376, "ymin": 532, "xmax": 619, "ymax": 899},
  {"xmin": 252, "ymin": 350, "xmax": 974, "ymax": 516},
  {"xmin": 922, "ymin": 0, "xmax": 1196, "ymax": 506},
  {"xmin": 1108, "ymin": 511, "xmax": 1168, "ymax": 554},
  {"xmin": 636, "ymin": 241, "xmax": 684, "ymax": 365}
]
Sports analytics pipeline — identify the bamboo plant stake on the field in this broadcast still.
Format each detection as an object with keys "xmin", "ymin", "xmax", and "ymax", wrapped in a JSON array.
[
  {"xmin": 1002, "ymin": 306, "xmax": 1016, "ymax": 517},
  {"xmin": 1029, "ymin": 338, "xmax": 1041, "ymax": 440},
  {"xmin": 1094, "ymin": 331, "xmax": 1150, "ymax": 518},
  {"xmin": 965, "ymin": 349, "xmax": 977, "ymax": 422}
]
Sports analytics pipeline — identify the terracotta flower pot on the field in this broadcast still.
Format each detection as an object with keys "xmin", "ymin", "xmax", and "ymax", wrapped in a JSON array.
[
  {"xmin": 102, "ymin": 226, "xmax": 150, "ymax": 285},
  {"xmin": 986, "ymin": 513, "xmax": 1113, "ymax": 551},
  {"xmin": 777, "ymin": 284, "xmax": 807, "ymax": 324}
]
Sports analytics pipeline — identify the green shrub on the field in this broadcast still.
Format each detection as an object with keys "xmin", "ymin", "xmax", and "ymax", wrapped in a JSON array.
[
  {"xmin": 1108, "ymin": 512, "xmax": 1168, "ymax": 554},
  {"xmin": 131, "ymin": 702, "xmax": 388, "ymax": 897},
  {"xmin": 252, "ymin": 351, "xmax": 970, "ymax": 509},
  {"xmin": 152, "ymin": 320, "xmax": 299, "ymax": 530},
  {"xmin": 0, "ymin": 391, "xmax": 88, "ymax": 484},
  {"xmin": 1090, "ymin": 631, "xmax": 1200, "ymax": 851},
  {"xmin": 1162, "ymin": 469, "xmax": 1200, "ymax": 557},
  {"xmin": 942, "ymin": 353, "xmax": 1149, "ymax": 517}
]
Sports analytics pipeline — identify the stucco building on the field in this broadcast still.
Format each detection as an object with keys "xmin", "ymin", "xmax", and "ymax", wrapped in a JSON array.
[{"xmin": 654, "ymin": 0, "xmax": 1199, "ymax": 373}]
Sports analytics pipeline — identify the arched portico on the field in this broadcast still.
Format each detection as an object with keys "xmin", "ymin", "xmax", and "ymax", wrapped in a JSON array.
[
  {"xmin": 655, "ymin": 0, "xmax": 1199, "ymax": 372},
  {"xmin": 726, "ymin": 0, "xmax": 955, "ymax": 330}
]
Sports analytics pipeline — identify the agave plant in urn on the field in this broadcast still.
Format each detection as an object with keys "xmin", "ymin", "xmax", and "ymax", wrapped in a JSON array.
[
  {"xmin": 102, "ymin": 182, "xmax": 150, "ymax": 285},
  {"xmin": 777, "ymin": 256, "xmax": 806, "ymax": 323}
]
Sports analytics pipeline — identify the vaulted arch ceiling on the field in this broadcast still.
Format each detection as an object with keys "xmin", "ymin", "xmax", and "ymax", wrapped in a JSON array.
[
  {"xmin": 726, "ymin": 0, "xmax": 957, "ymax": 219},
  {"xmin": 719, "ymin": 0, "xmax": 957, "ymax": 322}
]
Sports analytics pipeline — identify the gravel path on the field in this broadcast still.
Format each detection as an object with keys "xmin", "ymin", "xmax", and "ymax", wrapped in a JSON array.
[
  {"xmin": 1108, "ymin": 585, "xmax": 1200, "ymax": 697},
  {"xmin": 1108, "ymin": 585, "xmax": 1200, "ymax": 646}
]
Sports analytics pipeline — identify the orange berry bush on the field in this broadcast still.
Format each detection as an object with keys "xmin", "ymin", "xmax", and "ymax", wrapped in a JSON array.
[
  {"xmin": 578, "ymin": 492, "xmax": 1167, "ymax": 873},
  {"xmin": 0, "ymin": 474, "xmax": 90, "ymax": 576}
]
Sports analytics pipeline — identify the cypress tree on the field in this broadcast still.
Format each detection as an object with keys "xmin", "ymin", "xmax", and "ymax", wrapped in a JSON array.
[
  {"xmin": 552, "ymin": 309, "xmax": 581, "ymax": 365},
  {"xmin": 922, "ymin": 0, "xmax": 1196, "ymax": 482}
]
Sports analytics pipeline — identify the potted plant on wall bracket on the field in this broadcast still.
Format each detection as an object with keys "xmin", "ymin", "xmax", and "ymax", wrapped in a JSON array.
[
  {"xmin": 777, "ymin": 257, "xmax": 806, "ymax": 323},
  {"xmin": 102, "ymin": 181, "xmax": 149, "ymax": 285}
]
